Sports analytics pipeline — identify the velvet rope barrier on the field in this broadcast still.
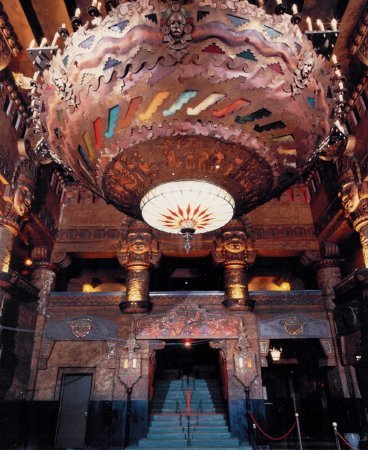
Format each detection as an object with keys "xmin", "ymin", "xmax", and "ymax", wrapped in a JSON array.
[
  {"xmin": 337, "ymin": 432, "xmax": 358, "ymax": 450},
  {"xmin": 249, "ymin": 412, "xmax": 296, "ymax": 441}
]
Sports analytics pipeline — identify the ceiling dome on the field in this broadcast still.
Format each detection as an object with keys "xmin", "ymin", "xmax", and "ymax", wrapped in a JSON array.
[{"xmin": 35, "ymin": 0, "xmax": 336, "ymax": 230}]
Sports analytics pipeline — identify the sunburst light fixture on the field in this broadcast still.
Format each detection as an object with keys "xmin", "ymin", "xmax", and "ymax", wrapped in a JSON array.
[{"xmin": 140, "ymin": 180, "xmax": 235, "ymax": 252}]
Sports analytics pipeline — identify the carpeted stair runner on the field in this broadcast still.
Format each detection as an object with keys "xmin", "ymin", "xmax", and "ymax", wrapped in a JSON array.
[{"xmin": 127, "ymin": 378, "xmax": 251, "ymax": 449}]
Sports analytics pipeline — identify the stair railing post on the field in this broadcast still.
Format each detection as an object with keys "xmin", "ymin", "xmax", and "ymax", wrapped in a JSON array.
[
  {"xmin": 288, "ymin": 374, "xmax": 303, "ymax": 450},
  {"xmin": 295, "ymin": 413, "xmax": 303, "ymax": 450},
  {"xmin": 332, "ymin": 422, "xmax": 342, "ymax": 450}
]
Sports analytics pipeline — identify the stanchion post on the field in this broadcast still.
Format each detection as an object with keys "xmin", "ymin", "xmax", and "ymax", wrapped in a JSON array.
[
  {"xmin": 124, "ymin": 386, "xmax": 132, "ymax": 448},
  {"xmin": 332, "ymin": 422, "xmax": 342, "ymax": 450},
  {"xmin": 245, "ymin": 386, "xmax": 256, "ymax": 449},
  {"xmin": 295, "ymin": 413, "xmax": 303, "ymax": 450}
]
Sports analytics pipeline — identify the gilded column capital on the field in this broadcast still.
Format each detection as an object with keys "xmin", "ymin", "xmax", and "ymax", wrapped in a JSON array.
[
  {"xmin": 212, "ymin": 218, "xmax": 256, "ymax": 269},
  {"xmin": 117, "ymin": 219, "xmax": 162, "ymax": 270},
  {"xmin": 340, "ymin": 176, "xmax": 368, "ymax": 267},
  {"xmin": 302, "ymin": 243, "xmax": 342, "ymax": 311},
  {"xmin": 340, "ymin": 179, "xmax": 368, "ymax": 230}
]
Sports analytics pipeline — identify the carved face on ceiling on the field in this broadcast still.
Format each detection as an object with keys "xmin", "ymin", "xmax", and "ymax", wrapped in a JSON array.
[
  {"xmin": 169, "ymin": 11, "xmax": 186, "ymax": 39},
  {"xmin": 300, "ymin": 53, "xmax": 315, "ymax": 79}
]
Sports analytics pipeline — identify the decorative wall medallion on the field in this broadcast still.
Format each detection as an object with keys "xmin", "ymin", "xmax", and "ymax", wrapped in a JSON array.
[
  {"xmin": 280, "ymin": 316, "xmax": 305, "ymax": 336},
  {"xmin": 70, "ymin": 318, "xmax": 92, "ymax": 338}
]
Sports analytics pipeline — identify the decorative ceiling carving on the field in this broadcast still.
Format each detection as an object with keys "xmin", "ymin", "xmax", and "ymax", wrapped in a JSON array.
[{"xmin": 35, "ymin": 0, "xmax": 335, "ymax": 222}]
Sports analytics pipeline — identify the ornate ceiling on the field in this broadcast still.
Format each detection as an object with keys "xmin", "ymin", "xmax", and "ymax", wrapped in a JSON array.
[{"xmin": 33, "ymin": 0, "xmax": 336, "ymax": 226}]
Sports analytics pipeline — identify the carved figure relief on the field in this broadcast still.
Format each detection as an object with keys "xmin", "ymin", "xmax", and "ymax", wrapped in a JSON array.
[
  {"xmin": 291, "ymin": 52, "xmax": 316, "ymax": 97},
  {"xmin": 212, "ymin": 219, "xmax": 256, "ymax": 267},
  {"xmin": 2, "ymin": 157, "xmax": 37, "ymax": 226},
  {"xmin": 137, "ymin": 305, "xmax": 241, "ymax": 338},
  {"xmin": 161, "ymin": 2, "xmax": 193, "ymax": 60},
  {"xmin": 0, "ymin": 34, "xmax": 11, "ymax": 70},
  {"xmin": 117, "ymin": 220, "xmax": 161, "ymax": 268}
]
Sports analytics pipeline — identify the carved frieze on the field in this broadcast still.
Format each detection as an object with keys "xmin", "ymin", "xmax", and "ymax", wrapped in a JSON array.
[{"xmin": 136, "ymin": 304, "xmax": 241, "ymax": 339}]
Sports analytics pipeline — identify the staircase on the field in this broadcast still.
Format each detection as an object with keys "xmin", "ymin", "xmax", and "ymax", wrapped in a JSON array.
[{"xmin": 128, "ymin": 377, "xmax": 252, "ymax": 449}]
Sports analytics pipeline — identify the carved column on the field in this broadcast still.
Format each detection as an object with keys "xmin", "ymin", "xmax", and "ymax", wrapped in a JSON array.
[
  {"xmin": 212, "ymin": 219, "xmax": 256, "ymax": 310},
  {"xmin": 302, "ymin": 244, "xmax": 351, "ymax": 398},
  {"xmin": 0, "ymin": 158, "xmax": 37, "ymax": 359},
  {"xmin": 25, "ymin": 247, "xmax": 56, "ymax": 399},
  {"xmin": 117, "ymin": 220, "xmax": 161, "ymax": 314},
  {"xmin": 340, "ymin": 176, "xmax": 368, "ymax": 267}
]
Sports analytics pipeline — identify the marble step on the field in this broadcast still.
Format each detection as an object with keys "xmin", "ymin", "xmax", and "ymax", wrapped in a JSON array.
[{"xmin": 137, "ymin": 438, "xmax": 243, "ymax": 447}]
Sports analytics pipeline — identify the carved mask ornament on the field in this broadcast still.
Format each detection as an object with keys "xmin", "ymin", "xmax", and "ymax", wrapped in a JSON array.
[{"xmin": 161, "ymin": 2, "xmax": 193, "ymax": 59}]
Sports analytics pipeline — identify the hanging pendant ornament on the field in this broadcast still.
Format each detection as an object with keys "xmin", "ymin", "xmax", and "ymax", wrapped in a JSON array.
[{"xmin": 181, "ymin": 219, "xmax": 195, "ymax": 254}]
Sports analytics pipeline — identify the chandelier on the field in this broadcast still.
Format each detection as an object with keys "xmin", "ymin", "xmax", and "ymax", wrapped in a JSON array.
[
  {"xmin": 26, "ymin": 0, "xmax": 342, "ymax": 244},
  {"xmin": 141, "ymin": 180, "xmax": 234, "ymax": 251}
]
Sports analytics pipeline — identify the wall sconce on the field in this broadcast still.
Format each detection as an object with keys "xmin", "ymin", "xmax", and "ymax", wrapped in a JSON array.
[
  {"xmin": 270, "ymin": 347, "xmax": 282, "ymax": 361},
  {"xmin": 118, "ymin": 331, "xmax": 142, "ymax": 390},
  {"xmin": 118, "ymin": 328, "xmax": 142, "ymax": 449},
  {"xmin": 233, "ymin": 323, "xmax": 257, "ymax": 389}
]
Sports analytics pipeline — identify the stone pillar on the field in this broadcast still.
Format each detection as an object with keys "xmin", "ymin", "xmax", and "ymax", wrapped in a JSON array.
[
  {"xmin": 27, "ymin": 249, "xmax": 72, "ymax": 399},
  {"xmin": 212, "ymin": 219, "xmax": 256, "ymax": 310},
  {"xmin": 0, "ymin": 220, "xmax": 17, "ymax": 274},
  {"xmin": 0, "ymin": 157, "xmax": 37, "ymax": 359},
  {"xmin": 302, "ymin": 244, "xmax": 351, "ymax": 398},
  {"xmin": 117, "ymin": 220, "xmax": 161, "ymax": 314},
  {"xmin": 26, "ymin": 247, "xmax": 56, "ymax": 400},
  {"xmin": 340, "ymin": 176, "xmax": 368, "ymax": 267},
  {"xmin": 334, "ymin": 269, "xmax": 368, "ymax": 450}
]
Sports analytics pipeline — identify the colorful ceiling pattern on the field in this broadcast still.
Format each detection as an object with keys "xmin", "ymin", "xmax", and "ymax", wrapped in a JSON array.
[{"xmin": 35, "ymin": 0, "xmax": 336, "ymax": 221}]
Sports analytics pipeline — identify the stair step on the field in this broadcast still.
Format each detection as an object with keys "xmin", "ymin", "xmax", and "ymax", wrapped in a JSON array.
[
  {"xmin": 147, "ymin": 432, "xmax": 234, "ymax": 439},
  {"xmin": 136, "ymin": 378, "xmax": 246, "ymax": 450},
  {"xmin": 130, "ymin": 447, "xmax": 251, "ymax": 450},
  {"xmin": 148, "ymin": 426, "xmax": 230, "ymax": 433},
  {"xmin": 138, "ymin": 440, "xmax": 242, "ymax": 448}
]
